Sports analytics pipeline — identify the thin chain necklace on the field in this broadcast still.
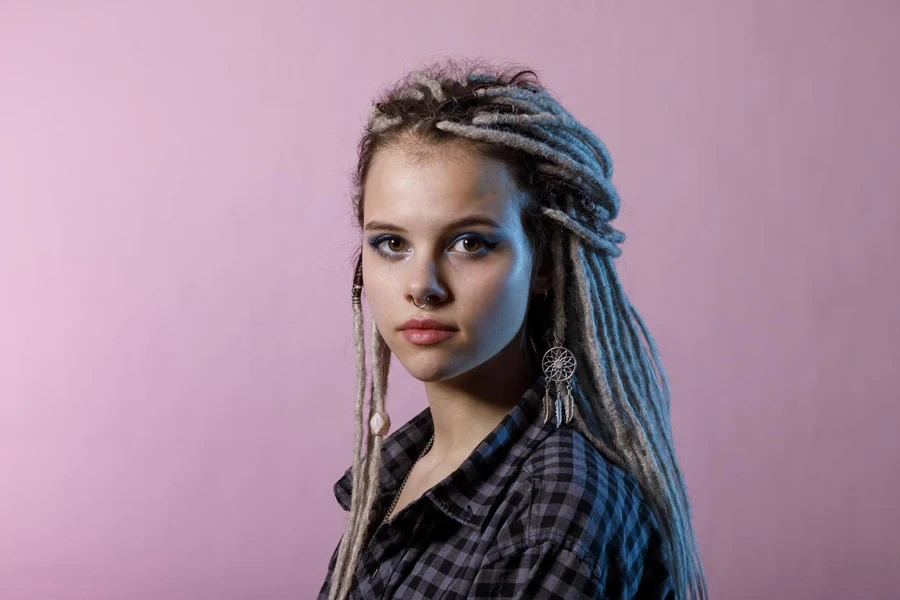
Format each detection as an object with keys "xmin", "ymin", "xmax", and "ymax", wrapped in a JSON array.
[{"xmin": 381, "ymin": 432, "xmax": 435, "ymax": 524}]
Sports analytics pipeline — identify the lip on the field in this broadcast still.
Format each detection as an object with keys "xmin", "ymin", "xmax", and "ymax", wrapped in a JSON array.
[
  {"xmin": 398, "ymin": 318, "xmax": 457, "ymax": 331},
  {"xmin": 401, "ymin": 329, "xmax": 457, "ymax": 345}
]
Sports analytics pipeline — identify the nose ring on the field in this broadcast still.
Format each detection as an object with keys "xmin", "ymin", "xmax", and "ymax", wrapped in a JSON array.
[{"xmin": 413, "ymin": 295, "xmax": 434, "ymax": 309}]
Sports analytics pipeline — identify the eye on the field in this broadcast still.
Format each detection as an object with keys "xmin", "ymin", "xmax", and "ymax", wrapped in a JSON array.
[
  {"xmin": 383, "ymin": 237, "xmax": 407, "ymax": 253},
  {"xmin": 368, "ymin": 235, "xmax": 409, "ymax": 258},
  {"xmin": 367, "ymin": 234, "xmax": 498, "ymax": 259},
  {"xmin": 450, "ymin": 235, "xmax": 499, "ymax": 259},
  {"xmin": 452, "ymin": 236, "xmax": 486, "ymax": 253}
]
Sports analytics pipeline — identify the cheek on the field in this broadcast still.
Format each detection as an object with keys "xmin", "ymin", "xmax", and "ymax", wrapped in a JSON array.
[
  {"xmin": 361, "ymin": 262, "xmax": 394, "ymax": 324},
  {"xmin": 464, "ymin": 263, "xmax": 532, "ymax": 331}
]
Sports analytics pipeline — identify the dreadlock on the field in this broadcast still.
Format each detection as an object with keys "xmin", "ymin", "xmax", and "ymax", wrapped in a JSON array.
[{"xmin": 327, "ymin": 58, "xmax": 708, "ymax": 600}]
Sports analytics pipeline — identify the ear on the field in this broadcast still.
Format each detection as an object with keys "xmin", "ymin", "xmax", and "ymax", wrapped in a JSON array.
[{"xmin": 530, "ymin": 251, "xmax": 554, "ymax": 296}]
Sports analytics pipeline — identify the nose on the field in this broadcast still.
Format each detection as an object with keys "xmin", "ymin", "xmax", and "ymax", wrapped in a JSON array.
[{"xmin": 406, "ymin": 255, "xmax": 447, "ymax": 307}]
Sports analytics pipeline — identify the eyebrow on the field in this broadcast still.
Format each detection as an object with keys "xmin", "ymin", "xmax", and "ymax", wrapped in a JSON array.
[{"xmin": 363, "ymin": 215, "xmax": 502, "ymax": 233}]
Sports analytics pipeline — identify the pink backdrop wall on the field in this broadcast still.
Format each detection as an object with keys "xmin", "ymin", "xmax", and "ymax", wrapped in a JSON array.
[{"xmin": 1, "ymin": 1, "xmax": 898, "ymax": 598}]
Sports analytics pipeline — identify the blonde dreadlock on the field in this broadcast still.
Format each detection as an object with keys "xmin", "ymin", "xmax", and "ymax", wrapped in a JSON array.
[{"xmin": 326, "ymin": 58, "xmax": 708, "ymax": 600}]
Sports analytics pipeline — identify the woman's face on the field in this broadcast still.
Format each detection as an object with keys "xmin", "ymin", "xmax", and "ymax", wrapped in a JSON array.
[{"xmin": 361, "ymin": 141, "xmax": 544, "ymax": 383}]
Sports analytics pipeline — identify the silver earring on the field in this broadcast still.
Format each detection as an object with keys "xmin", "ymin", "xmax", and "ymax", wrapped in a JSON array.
[{"xmin": 540, "ymin": 332, "xmax": 577, "ymax": 427}]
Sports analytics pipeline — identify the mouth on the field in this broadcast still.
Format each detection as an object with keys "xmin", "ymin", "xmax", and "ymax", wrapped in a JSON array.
[{"xmin": 400, "ymin": 329, "xmax": 457, "ymax": 345}]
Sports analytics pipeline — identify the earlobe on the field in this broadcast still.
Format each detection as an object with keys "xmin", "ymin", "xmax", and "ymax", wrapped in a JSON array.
[
  {"xmin": 530, "ymin": 275, "xmax": 553, "ymax": 296},
  {"xmin": 531, "ymin": 261, "xmax": 553, "ymax": 296}
]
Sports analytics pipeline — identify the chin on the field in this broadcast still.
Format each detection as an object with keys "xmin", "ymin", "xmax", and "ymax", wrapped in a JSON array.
[{"xmin": 396, "ymin": 353, "xmax": 462, "ymax": 383}]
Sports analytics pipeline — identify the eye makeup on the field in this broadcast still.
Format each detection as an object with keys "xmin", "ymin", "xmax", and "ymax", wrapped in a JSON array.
[{"xmin": 367, "ymin": 233, "xmax": 500, "ymax": 260}]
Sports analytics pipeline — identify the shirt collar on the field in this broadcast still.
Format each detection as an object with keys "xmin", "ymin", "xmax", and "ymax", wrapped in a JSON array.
[{"xmin": 333, "ymin": 373, "xmax": 555, "ymax": 530}]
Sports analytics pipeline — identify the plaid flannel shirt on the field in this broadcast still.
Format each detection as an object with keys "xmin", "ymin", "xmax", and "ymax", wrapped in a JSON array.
[{"xmin": 318, "ymin": 373, "xmax": 674, "ymax": 599}]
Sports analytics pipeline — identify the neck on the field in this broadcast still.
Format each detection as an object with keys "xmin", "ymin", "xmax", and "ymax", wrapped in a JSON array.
[{"xmin": 422, "ymin": 329, "xmax": 540, "ymax": 465}]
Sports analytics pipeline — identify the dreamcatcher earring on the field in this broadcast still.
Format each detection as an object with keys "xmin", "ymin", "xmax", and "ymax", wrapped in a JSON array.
[{"xmin": 540, "ymin": 329, "xmax": 577, "ymax": 427}]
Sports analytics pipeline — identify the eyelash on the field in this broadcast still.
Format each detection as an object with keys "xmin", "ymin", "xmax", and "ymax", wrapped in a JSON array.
[{"xmin": 368, "ymin": 234, "xmax": 499, "ymax": 260}]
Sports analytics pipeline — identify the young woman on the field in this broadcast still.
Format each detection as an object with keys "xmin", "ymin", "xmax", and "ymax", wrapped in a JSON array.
[{"xmin": 318, "ymin": 59, "xmax": 708, "ymax": 600}]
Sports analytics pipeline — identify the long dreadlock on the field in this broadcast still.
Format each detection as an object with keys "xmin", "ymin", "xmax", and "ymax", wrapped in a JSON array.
[{"xmin": 326, "ymin": 58, "xmax": 708, "ymax": 600}]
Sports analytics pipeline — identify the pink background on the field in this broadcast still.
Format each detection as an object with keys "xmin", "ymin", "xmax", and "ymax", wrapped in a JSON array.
[{"xmin": 1, "ymin": 1, "xmax": 898, "ymax": 598}]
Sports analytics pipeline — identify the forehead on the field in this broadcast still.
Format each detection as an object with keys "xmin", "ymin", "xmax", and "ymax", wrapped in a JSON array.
[{"xmin": 363, "ymin": 141, "xmax": 525, "ymax": 227}]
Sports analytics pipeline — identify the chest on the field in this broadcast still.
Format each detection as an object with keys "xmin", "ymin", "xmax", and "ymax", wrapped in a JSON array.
[
  {"xmin": 350, "ymin": 506, "xmax": 490, "ymax": 600},
  {"xmin": 333, "ymin": 461, "xmax": 539, "ymax": 600},
  {"xmin": 383, "ymin": 462, "xmax": 454, "ymax": 523}
]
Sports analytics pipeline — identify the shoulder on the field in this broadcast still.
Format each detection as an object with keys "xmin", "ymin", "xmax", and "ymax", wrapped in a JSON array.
[
  {"xmin": 476, "ymin": 427, "xmax": 673, "ymax": 596},
  {"xmin": 518, "ymin": 427, "xmax": 668, "ymax": 579}
]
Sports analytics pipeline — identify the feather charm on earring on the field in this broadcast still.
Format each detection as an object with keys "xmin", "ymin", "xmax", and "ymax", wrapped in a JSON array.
[
  {"xmin": 543, "ymin": 384, "xmax": 554, "ymax": 425},
  {"xmin": 562, "ymin": 382, "xmax": 575, "ymax": 425},
  {"xmin": 541, "ymin": 343, "xmax": 577, "ymax": 427}
]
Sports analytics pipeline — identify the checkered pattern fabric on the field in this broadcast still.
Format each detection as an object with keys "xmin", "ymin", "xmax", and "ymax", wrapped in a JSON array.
[{"xmin": 318, "ymin": 374, "xmax": 674, "ymax": 599}]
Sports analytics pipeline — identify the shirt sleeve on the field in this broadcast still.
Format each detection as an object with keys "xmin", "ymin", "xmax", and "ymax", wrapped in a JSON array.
[
  {"xmin": 316, "ymin": 538, "xmax": 341, "ymax": 600},
  {"xmin": 626, "ymin": 504, "xmax": 676, "ymax": 600},
  {"xmin": 469, "ymin": 540, "xmax": 602, "ymax": 599},
  {"xmin": 468, "ymin": 523, "xmax": 675, "ymax": 600}
]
